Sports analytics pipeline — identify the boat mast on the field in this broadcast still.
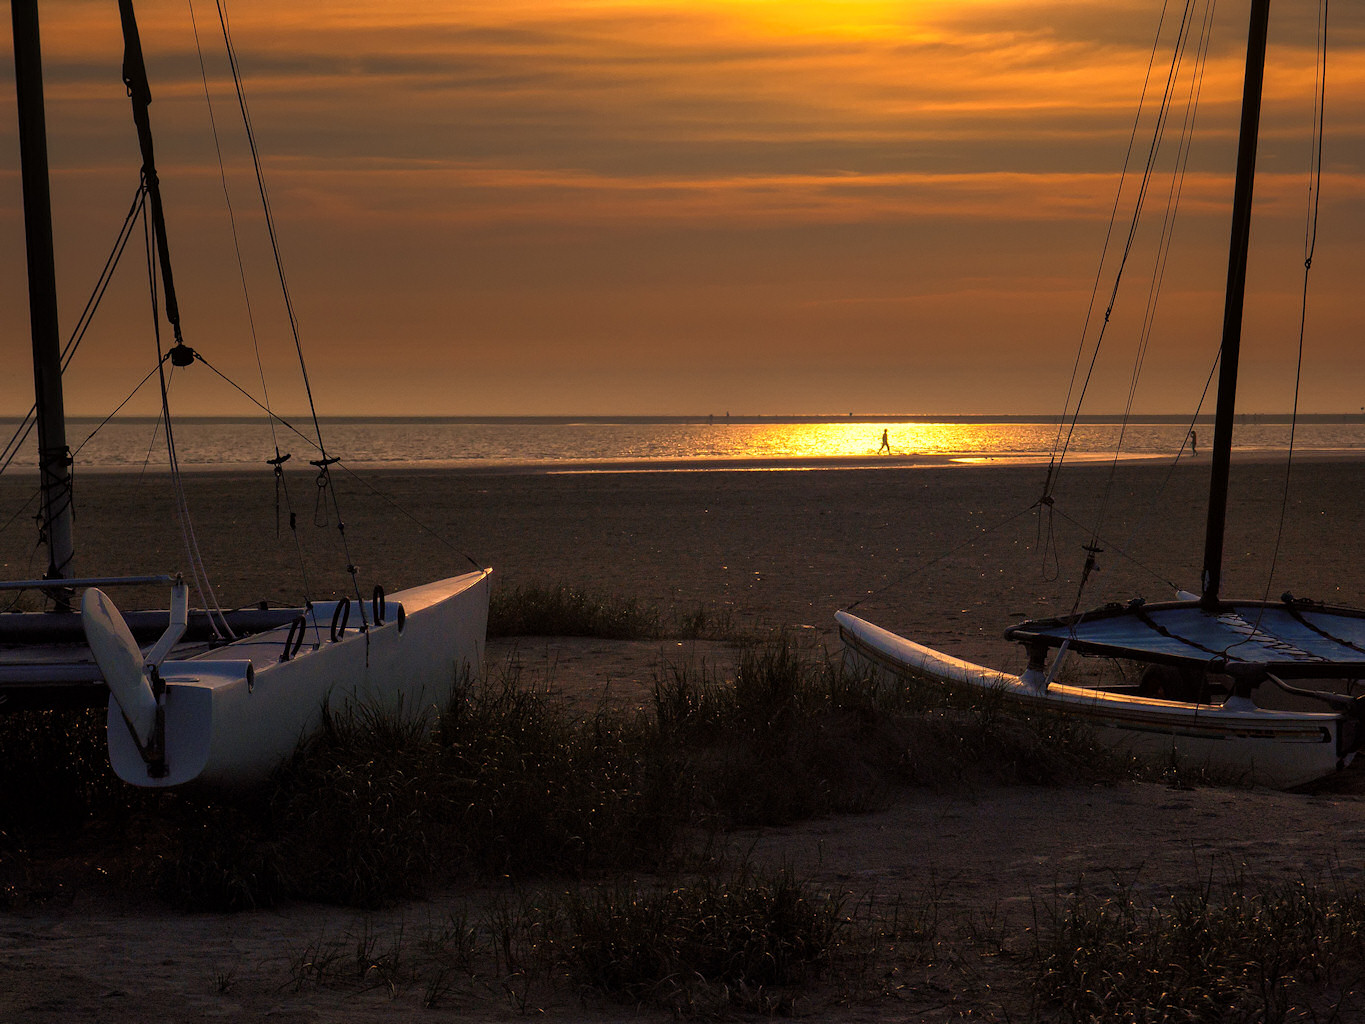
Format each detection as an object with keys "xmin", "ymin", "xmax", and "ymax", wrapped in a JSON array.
[
  {"xmin": 11, "ymin": 0, "xmax": 75, "ymax": 604},
  {"xmin": 1201, "ymin": 0, "xmax": 1272, "ymax": 609},
  {"xmin": 117, "ymin": 0, "xmax": 186, "ymax": 351}
]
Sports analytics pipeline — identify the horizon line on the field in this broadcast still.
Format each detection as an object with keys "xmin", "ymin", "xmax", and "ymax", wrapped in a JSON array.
[{"xmin": 5, "ymin": 412, "xmax": 1363, "ymax": 425}]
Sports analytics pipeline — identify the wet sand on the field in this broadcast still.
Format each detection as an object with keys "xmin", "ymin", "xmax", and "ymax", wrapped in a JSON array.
[{"xmin": 2, "ymin": 457, "xmax": 1365, "ymax": 1021}]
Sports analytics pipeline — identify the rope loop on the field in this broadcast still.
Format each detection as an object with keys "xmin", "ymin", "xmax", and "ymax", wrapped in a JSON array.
[
  {"xmin": 280, "ymin": 614, "xmax": 306, "ymax": 662},
  {"xmin": 329, "ymin": 597, "xmax": 351, "ymax": 643},
  {"xmin": 267, "ymin": 450, "xmax": 291, "ymax": 536},
  {"xmin": 312, "ymin": 460, "xmax": 334, "ymax": 525}
]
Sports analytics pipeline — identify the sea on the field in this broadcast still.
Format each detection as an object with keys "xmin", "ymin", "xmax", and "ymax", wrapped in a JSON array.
[{"xmin": 3, "ymin": 416, "xmax": 1365, "ymax": 473}]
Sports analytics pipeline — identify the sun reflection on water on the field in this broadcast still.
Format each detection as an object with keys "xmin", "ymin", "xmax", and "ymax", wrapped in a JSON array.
[
  {"xmin": 670, "ymin": 421, "xmax": 1069, "ymax": 461},
  {"xmin": 18, "ymin": 418, "xmax": 1362, "ymax": 470}
]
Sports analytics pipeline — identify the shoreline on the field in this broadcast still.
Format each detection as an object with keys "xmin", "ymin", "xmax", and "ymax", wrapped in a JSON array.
[
  {"xmin": 14, "ymin": 446, "xmax": 1365, "ymax": 477},
  {"xmin": 22, "ymin": 411, "xmax": 1365, "ymax": 424}
]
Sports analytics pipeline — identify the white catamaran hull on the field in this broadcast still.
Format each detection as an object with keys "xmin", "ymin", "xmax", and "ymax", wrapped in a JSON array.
[
  {"xmin": 836, "ymin": 610, "xmax": 1355, "ymax": 790},
  {"xmin": 107, "ymin": 570, "xmax": 490, "ymax": 788}
]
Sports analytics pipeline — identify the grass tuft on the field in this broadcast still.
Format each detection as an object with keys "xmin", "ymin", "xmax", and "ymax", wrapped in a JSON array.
[
  {"xmin": 278, "ymin": 860, "xmax": 884, "ymax": 1015},
  {"xmin": 555, "ymin": 863, "xmax": 850, "ymax": 1012},
  {"xmin": 887, "ymin": 662, "xmax": 1125, "ymax": 788},
  {"xmin": 161, "ymin": 670, "xmax": 686, "ymax": 910},
  {"xmin": 488, "ymin": 582, "xmax": 738, "ymax": 639},
  {"xmin": 654, "ymin": 642, "xmax": 911, "ymax": 826},
  {"xmin": 489, "ymin": 583, "xmax": 662, "ymax": 639},
  {"xmin": 2, "ymin": 633, "xmax": 1124, "ymax": 914},
  {"xmin": 0, "ymin": 708, "xmax": 139, "ymax": 832},
  {"xmin": 1033, "ymin": 870, "xmax": 1365, "ymax": 1022}
]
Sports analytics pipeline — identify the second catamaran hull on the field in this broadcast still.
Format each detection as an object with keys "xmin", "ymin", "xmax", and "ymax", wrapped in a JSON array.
[
  {"xmin": 836, "ymin": 610, "xmax": 1355, "ymax": 790},
  {"xmin": 107, "ymin": 570, "xmax": 491, "ymax": 788}
]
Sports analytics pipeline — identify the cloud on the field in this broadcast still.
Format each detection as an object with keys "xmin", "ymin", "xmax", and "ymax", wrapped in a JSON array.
[{"xmin": 6, "ymin": 0, "xmax": 1365, "ymax": 415}]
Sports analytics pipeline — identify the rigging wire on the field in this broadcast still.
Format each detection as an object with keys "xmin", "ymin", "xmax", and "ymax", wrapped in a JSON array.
[
  {"xmin": 0, "ymin": 489, "xmax": 43, "ymax": 612},
  {"xmin": 4, "ymin": 2, "xmax": 439, "ymax": 626},
  {"xmin": 1207, "ymin": 0, "xmax": 1328, "ymax": 664},
  {"xmin": 840, "ymin": 494, "xmax": 1180, "ymax": 618},
  {"xmin": 1051, "ymin": 504, "xmax": 1182, "ymax": 593},
  {"xmin": 0, "ymin": 186, "xmax": 149, "ymax": 599},
  {"xmin": 189, "ymin": 351, "xmax": 485, "ymax": 572},
  {"xmin": 137, "ymin": 387, "xmax": 166, "ymax": 482},
  {"xmin": 1044, "ymin": 0, "xmax": 1200, "ymax": 493},
  {"xmin": 1063, "ymin": 0, "xmax": 1328, "ymax": 666},
  {"xmin": 1033, "ymin": 0, "xmax": 1221, "ymax": 617},
  {"xmin": 1121, "ymin": 0, "xmax": 1215, "ymax": 443},
  {"xmin": 71, "ymin": 360, "xmax": 166, "ymax": 463},
  {"xmin": 842, "ymin": 503, "xmax": 1039, "ymax": 614},
  {"xmin": 139, "ymin": 189, "xmax": 233, "ymax": 639},
  {"xmin": 1108, "ymin": 1, "xmax": 1234, "ymax": 578},
  {"xmin": 185, "ymin": 0, "xmax": 274, "ymax": 434},
  {"xmin": 0, "ymin": 188, "xmax": 147, "ymax": 482},
  {"xmin": 1115, "ymin": 350, "xmax": 1220, "ymax": 566},
  {"xmin": 0, "ymin": 186, "xmax": 148, "ymax": 617},
  {"xmin": 212, "ymin": 0, "xmax": 367, "ymax": 624},
  {"xmin": 847, "ymin": 2, "xmax": 1221, "ymax": 617},
  {"xmin": 1259, "ymin": 0, "xmax": 1327, "ymax": 606},
  {"xmin": 1046, "ymin": 0, "xmax": 1178, "ymax": 486},
  {"xmin": 186, "ymin": 0, "xmax": 311, "ymax": 598},
  {"xmin": 1034, "ymin": 496, "xmax": 1061, "ymax": 583},
  {"xmin": 1082, "ymin": 0, "xmax": 1216, "ymax": 566}
]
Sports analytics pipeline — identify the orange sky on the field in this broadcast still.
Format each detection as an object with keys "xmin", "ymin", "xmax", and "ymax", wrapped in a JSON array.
[{"xmin": 3, "ymin": 0, "xmax": 1365, "ymax": 416}]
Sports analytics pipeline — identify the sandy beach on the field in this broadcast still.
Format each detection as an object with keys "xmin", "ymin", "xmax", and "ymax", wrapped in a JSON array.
[
  {"xmin": 3, "ymin": 457, "xmax": 1365, "ymax": 1021},
  {"xmin": 10, "ymin": 454, "xmax": 1361, "ymax": 653}
]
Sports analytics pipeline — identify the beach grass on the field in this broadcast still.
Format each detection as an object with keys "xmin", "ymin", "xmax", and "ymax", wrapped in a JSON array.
[
  {"xmin": 490, "ymin": 582, "xmax": 663, "ymax": 638},
  {"xmin": 281, "ymin": 859, "xmax": 887, "ymax": 1014},
  {"xmin": 157, "ymin": 677, "xmax": 683, "ymax": 911},
  {"xmin": 0, "ymin": 706, "xmax": 151, "ymax": 850},
  {"xmin": 1032, "ymin": 868, "xmax": 1365, "ymax": 1022},
  {"xmin": 555, "ymin": 864, "xmax": 848, "ymax": 1005},
  {"xmin": 1, "ymin": 632, "xmax": 1121, "ymax": 914},
  {"xmin": 270, "ymin": 857, "xmax": 1365, "ymax": 1019},
  {"xmin": 653, "ymin": 641, "xmax": 913, "ymax": 825},
  {"xmin": 488, "ymin": 581, "xmax": 737, "ymax": 639},
  {"xmin": 7, "ymin": 637, "xmax": 1365, "ymax": 1018}
]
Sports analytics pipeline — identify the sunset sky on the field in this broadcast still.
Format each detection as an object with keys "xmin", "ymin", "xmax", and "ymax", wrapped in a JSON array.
[{"xmin": 3, "ymin": 0, "xmax": 1364, "ymax": 417}]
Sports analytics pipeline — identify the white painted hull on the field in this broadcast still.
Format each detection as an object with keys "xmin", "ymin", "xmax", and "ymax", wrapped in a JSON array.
[
  {"xmin": 836, "ymin": 610, "xmax": 1356, "ymax": 790},
  {"xmin": 107, "ymin": 570, "xmax": 490, "ymax": 788}
]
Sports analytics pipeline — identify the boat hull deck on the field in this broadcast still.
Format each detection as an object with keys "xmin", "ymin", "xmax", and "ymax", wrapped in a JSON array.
[
  {"xmin": 0, "ymin": 571, "xmax": 491, "ymax": 788},
  {"xmin": 837, "ymin": 610, "xmax": 1357, "ymax": 790},
  {"xmin": 104, "ymin": 570, "xmax": 491, "ymax": 788}
]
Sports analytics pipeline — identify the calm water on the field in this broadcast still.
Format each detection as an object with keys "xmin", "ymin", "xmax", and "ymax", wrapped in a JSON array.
[{"xmin": 3, "ymin": 418, "xmax": 1364, "ymax": 472}]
